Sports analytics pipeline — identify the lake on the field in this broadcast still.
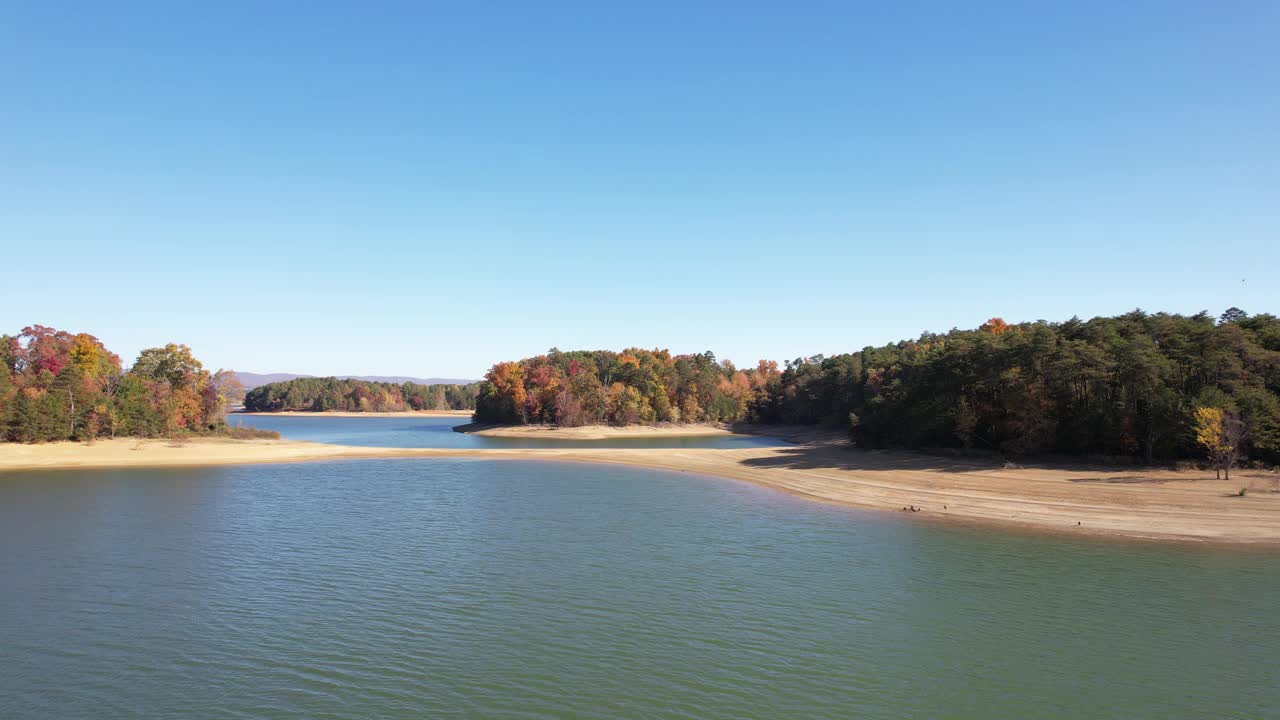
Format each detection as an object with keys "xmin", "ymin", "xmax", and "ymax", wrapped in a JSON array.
[
  {"xmin": 230, "ymin": 414, "xmax": 788, "ymax": 449},
  {"xmin": 1, "ymin": 435, "xmax": 1277, "ymax": 717}
]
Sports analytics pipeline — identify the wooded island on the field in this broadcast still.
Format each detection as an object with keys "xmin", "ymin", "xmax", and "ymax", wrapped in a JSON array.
[{"xmin": 242, "ymin": 377, "xmax": 478, "ymax": 413}]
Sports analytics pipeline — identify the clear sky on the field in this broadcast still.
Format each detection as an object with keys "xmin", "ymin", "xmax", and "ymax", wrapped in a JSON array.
[{"xmin": 2, "ymin": 2, "xmax": 1276, "ymax": 379}]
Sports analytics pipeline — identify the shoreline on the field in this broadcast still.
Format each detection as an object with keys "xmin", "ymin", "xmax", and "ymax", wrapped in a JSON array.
[
  {"xmin": 2, "ymin": 438, "xmax": 1278, "ymax": 546},
  {"xmin": 233, "ymin": 410, "xmax": 473, "ymax": 418},
  {"xmin": 454, "ymin": 422, "xmax": 735, "ymax": 439}
]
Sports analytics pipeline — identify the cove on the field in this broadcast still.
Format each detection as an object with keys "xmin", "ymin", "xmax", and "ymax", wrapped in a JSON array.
[{"xmin": 2, "ymin": 459, "xmax": 1277, "ymax": 719}]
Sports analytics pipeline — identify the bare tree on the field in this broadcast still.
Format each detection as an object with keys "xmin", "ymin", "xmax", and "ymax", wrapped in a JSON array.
[{"xmin": 1221, "ymin": 410, "xmax": 1248, "ymax": 482}]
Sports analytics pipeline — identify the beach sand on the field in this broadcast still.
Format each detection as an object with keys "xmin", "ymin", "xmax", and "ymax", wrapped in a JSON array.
[
  {"xmin": 0, "ymin": 438, "xmax": 413, "ymax": 469},
  {"xmin": 2, "ymin": 437, "xmax": 1278, "ymax": 545}
]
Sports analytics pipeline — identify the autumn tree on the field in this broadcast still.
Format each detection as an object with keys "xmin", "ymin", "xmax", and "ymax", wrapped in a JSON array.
[
  {"xmin": 0, "ymin": 325, "xmax": 271, "ymax": 443},
  {"xmin": 471, "ymin": 348, "xmax": 785, "ymax": 428},
  {"xmin": 131, "ymin": 344, "xmax": 210, "ymax": 430},
  {"xmin": 212, "ymin": 370, "xmax": 247, "ymax": 405},
  {"xmin": 980, "ymin": 317, "xmax": 1011, "ymax": 335},
  {"xmin": 474, "ymin": 362, "xmax": 528, "ymax": 424},
  {"xmin": 1193, "ymin": 407, "xmax": 1247, "ymax": 480}
]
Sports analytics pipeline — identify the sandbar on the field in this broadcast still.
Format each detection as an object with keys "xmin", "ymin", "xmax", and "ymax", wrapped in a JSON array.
[{"xmin": 3, "ymin": 437, "xmax": 1278, "ymax": 545}]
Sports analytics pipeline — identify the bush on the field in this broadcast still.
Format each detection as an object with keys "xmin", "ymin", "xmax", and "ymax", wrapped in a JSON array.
[{"xmin": 210, "ymin": 423, "xmax": 281, "ymax": 440}]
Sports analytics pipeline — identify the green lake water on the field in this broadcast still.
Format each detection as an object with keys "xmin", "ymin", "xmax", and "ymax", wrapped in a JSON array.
[{"xmin": 2, "ymin": 457, "xmax": 1277, "ymax": 719}]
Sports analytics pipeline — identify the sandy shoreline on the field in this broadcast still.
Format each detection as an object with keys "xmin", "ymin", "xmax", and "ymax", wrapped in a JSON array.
[
  {"xmin": 0, "ymin": 438, "xmax": 423, "ymax": 469},
  {"xmin": 2, "ymin": 438, "xmax": 1278, "ymax": 546},
  {"xmin": 234, "ymin": 410, "xmax": 473, "ymax": 418},
  {"xmin": 456, "ymin": 423, "xmax": 733, "ymax": 439}
]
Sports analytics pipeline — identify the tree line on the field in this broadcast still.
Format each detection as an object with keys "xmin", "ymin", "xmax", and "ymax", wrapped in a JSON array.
[
  {"xmin": 243, "ymin": 377, "xmax": 479, "ymax": 413},
  {"xmin": 475, "ymin": 309, "xmax": 1279, "ymax": 466},
  {"xmin": 0, "ymin": 325, "xmax": 257, "ymax": 442},
  {"xmin": 473, "ymin": 348, "xmax": 780, "ymax": 426},
  {"xmin": 8, "ymin": 310, "xmax": 1277, "ymax": 469},
  {"xmin": 758, "ymin": 309, "xmax": 1279, "ymax": 466}
]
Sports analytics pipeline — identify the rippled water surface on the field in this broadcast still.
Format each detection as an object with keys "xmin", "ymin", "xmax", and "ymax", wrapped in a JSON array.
[
  {"xmin": 231, "ymin": 414, "xmax": 786, "ymax": 449},
  {"xmin": 2, "ymin": 459, "xmax": 1278, "ymax": 719}
]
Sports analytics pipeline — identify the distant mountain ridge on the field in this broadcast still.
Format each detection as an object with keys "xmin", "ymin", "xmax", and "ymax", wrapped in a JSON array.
[{"xmin": 231, "ymin": 371, "xmax": 477, "ymax": 390}]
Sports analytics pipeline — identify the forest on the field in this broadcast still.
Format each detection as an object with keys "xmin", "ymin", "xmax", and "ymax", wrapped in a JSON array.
[
  {"xmin": 6, "ymin": 310, "xmax": 1278, "ymax": 467},
  {"xmin": 473, "ymin": 348, "xmax": 778, "ymax": 427},
  {"xmin": 0, "ymin": 325, "xmax": 257, "ymax": 442},
  {"xmin": 474, "ymin": 310, "xmax": 1280, "ymax": 465},
  {"xmin": 243, "ymin": 377, "xmax": 478, "ymax": 413}
]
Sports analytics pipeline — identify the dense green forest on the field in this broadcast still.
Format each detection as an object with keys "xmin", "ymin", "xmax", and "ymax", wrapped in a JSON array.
[
  {"xmin": 243, "ymin": 377, "xmax": 478, "ymax": 413},
  {"xmin": 474, "ymin": 310, "xmax": 1280, "ymax": 464},
  {"xmin": 0, "ymin": 325, "xmax": 258, "ymax": 442}
]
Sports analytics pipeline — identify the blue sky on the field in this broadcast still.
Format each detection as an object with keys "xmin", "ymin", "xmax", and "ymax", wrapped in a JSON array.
[{"xmin": 2, "ymin": 2, "xmax": 1276, "ymax": 378}]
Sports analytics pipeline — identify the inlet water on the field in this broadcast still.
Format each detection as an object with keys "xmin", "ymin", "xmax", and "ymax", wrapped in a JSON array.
[{"xmin": 1, "ymin": 459, "xmax": 1276, "ymax": 718}]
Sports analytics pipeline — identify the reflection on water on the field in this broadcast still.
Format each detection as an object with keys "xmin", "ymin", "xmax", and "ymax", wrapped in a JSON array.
[{"xmin": 1, "ymin": 459, "xmax": 1277, "ymax": 719}]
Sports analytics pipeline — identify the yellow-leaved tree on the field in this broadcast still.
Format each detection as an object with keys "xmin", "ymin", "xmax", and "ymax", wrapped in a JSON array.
[{"xmin": 1193, "ymin": 406, "xmax": 1246, "ymax": 481}]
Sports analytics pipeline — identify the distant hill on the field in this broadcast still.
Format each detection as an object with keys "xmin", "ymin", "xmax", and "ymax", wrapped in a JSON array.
[{"xmin": 230, "ymin": 371, "xmax": 478, "ymax": 390}]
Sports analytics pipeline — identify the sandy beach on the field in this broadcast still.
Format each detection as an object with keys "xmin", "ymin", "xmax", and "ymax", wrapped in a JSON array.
[
  {"xmin": 234, "ymin": 410, "xmax": 474, "ymax": 418},
  {"xmin": 3, "ymin": 437, "xmax": 1278, "ymax": 545},
  {"xmin": 0, "ymin": 438, "xmax": 423, "ymax": 469}
]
